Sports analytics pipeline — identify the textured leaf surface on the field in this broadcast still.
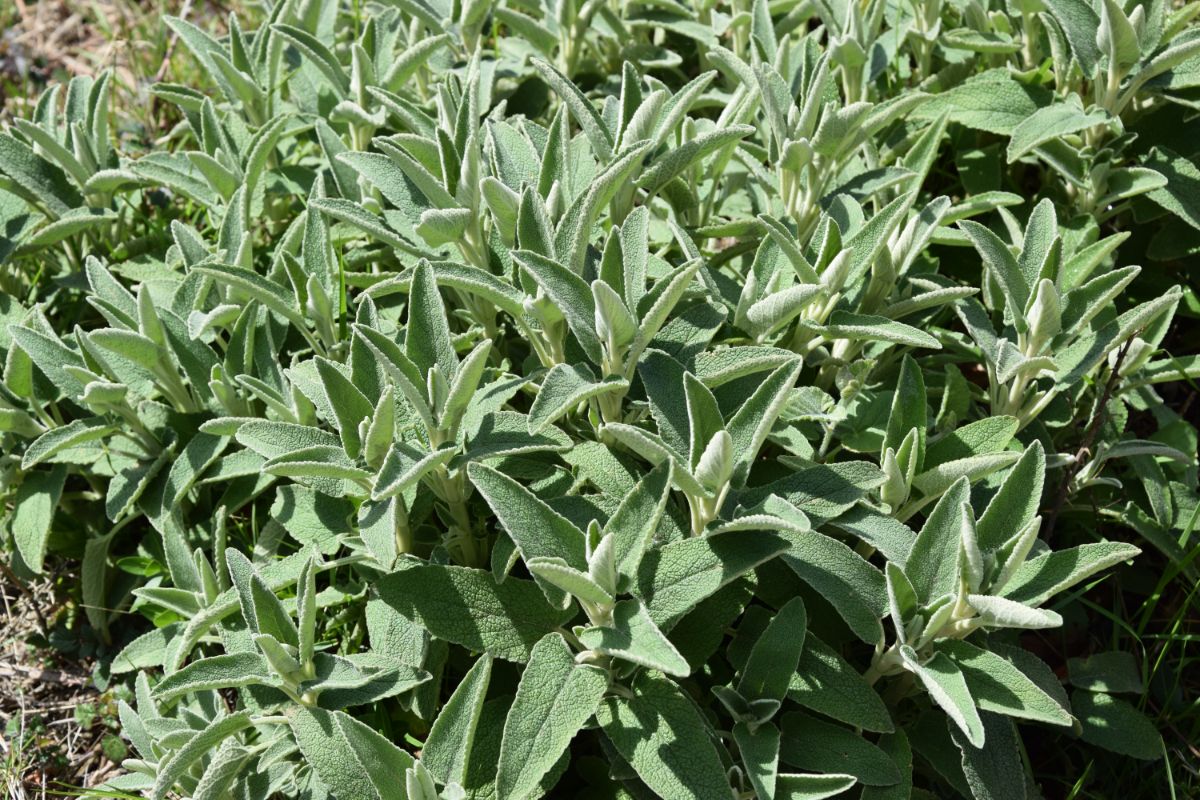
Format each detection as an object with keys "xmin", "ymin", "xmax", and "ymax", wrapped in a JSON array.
[
  {"xmin": 1071, "ymin": 690, "xmax": 1163, "ymax": 760},
  {"xmin": 9, "ymin": 466, "xmax": 66, "ymax": 573},
  {"xmin": 597, "ymin": 671, "xmax": 730, "ymax": 800},
  {"xmin": 788, "ymin": 634, "xmax": 894, "ymax": 733},
  {"xmin": 636, "ymin": 532, "xmax": 791, "ymax": 627},
  {"xmin": 1001, "ymin": 542, "xmax": 1141, "ymax": 606},
  {"xmin": 950, "ymin": 712, "xmax": 1026, "ymax": 800},
  {"xmin": 376, "ymin": 559, "xmax": 573, "ymax": 662},
  {"xmin": 937, "ymin": 640, "xmax": 1072, "ymax": 726},
  {"xmin": 901, "ymin": 648, "xmax": 985, "ymax": 747},
  {"xmin": 779, "ymin": 712, "xmax": 901, "ymax": 786},
  {"xmin": 577, "ymin": 598, "xmax": 691, "ymax": 676},
  {"xmin": 739, "ymin": 597, "xmax": 807, "ymax": 702},
  {"xmin": 424, "ymin": 655, "xmax": 493, "ymax": 786},
  {"xmin": 496, "ymin": 634, "xmax": 608, "ymax": 800}
]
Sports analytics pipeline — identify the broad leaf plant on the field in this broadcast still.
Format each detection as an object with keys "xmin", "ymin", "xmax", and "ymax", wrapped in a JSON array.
[{"xmin": 0, "ymin": 0, "xmax": 1197, "ymax": 798}]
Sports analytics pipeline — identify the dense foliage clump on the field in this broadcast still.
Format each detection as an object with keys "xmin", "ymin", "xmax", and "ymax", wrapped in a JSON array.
[{"xmin": 1, "ymin": 0, "xmax": 1198, "ymax": 797}]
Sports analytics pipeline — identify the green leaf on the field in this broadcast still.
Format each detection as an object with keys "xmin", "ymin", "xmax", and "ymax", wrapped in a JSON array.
[
  {"xmin": 739, "ymin": 597, "xmax": 807, "ymax": 702},
  {"xmin": 272, "ymin": 486, "xmax": 352, "ymax": 556},
  {"xmin": 469, "ymin": 462, "xmax": 588, "ymax": 570},
  {"xmin": 626, "ymin": 260, "xmax": 704, "ymax": 378},
  {"xmin": 975, "ymin": 441, "xmax": 1044, "ymax": 551},
  {"xmin": 779, "ymin": 712, "xmax": 901, "ymax": 786},
  {"xmin": 22, "ymin": 418, "xmax": 113, "ymax": 469},
  {"xmin": 530, "ymin": 59, "xmax": 613, "ymax": 163},
  {"xmin": 1043, "ymin": 0, "xmax": 1102, "ymax": 73},
  {"xmin": 0, "ymin": 132, "xmax": 83, "ymax": 217},
  {"xmin": 226, "ymin": 549, "xmax": 298, "ymax": 646},
  {"xmin": 87, "ymin": 327, "xmax": 161, "ymax": 370},
  {"xmin": 1067, "ymin": 651, "xmax": 1144, "ymax": 694},
  {"xmin": 684, "ymin": 372, "xmax": 724, "ymax": 468},
  {"xmin": 1097, "ymin": 0, "xmax": 1141, "ymax": 72},
  {"xmin": 424, "ymin": 655, "xmax": 493, "ymax": 786},
  {"xmin": 601, "ymin": 422, "xmax": 706, "ymax": 496},
  {"xmin": 492, "ymin": 9, "xmax": 556, "ymax": 55},
  {"xmin": 726, "ymin": 359, "xmax": 802, "ymax": 483},
  {"xmin": 24, "ymin": 209, "xmax": 118, "ymax": 249},
  {"xmin": 924, "ymin": 417, "xmax": 1017, "ymax": 467},
  {"xmin": 900, "ymin": 647, "xmax": 985, "ymax": 748},
  {"xmin": 496, "ymin": 633, "xmax": 608, "ymax": 800},
  {"xmin": 111, "ymin": 624, "xmax": 182, "ymax": 675},
  {"xmin": 604, "ymin": 461, "xmax": 672, "ymax": 588},
  {"xmin": 9, "ymin": 466, "xmax": 67, "ymax": 573},
  {"xmin": 528, "ymin": 363, "xmax": 629, "ymax": 434},
  {"xmin": 638, "ymin": 126, "xmax": 755, "ymax": 194},
  {"xmin": 235, "ymin": 420, "xmax": 341, "ymax": 459},
  {"xmin": 159, "ymin": 432, "xmax": 227, "ymax": 511},
  {"xmin": 272, "ymin": 24, "xmax": 350, "ymax": 95},
  {"xmin": 734, "ymin": 721, "xmax": 781, "ymax": 800},
  {"xmin": 376, "ymin": 559, "xmax": 573, "ymax": 662},
  {"xmin": 597, "ymin": 670, "xmax": 731, "ymax": 800},
  {"xmin": 334, "ymin": 710, "xmax": 416, "ymax": 798},
  {"xmin": 578, "ymin": 598, "xmax": 691, "ymax": 677},
  {"xmin": 374, "ymin": 138, "xmax": 457, "ymax": 211},
  {"xmin": 9, "ymin": 325, "xmax": 87, "ymax": 400},
  {"xmin": 637, "ymin": 532, "xmax": 792, "ymax": 628},
  {"xmin": 406, "ymin": 260, "xmax": 458, "ymax": 378},
  {"xmin": 1071, "ymin": 689, "xmax": 1162, "ymax": 760},
  {"xmin": 263, "ymin": 447, "xmax": 372, "ymax": 488},
  {"xmin": 315, "ymin": 358, "xmax": 373, "ymax": 458},
  {"xmin": 513, "ymin": 249, "xmax": 603, "ymax": 363},
  {"xmin": 968, "ymin": 594, "xmax": 1062, "ymax": 629},
  {"xmin": 812, "ymin": 103, "xmax": 874, "ymax": 157},
  {"xmin": 935, "ymin": 640, "xmax": 1072, "ymax": 726},
  {"xmin": 905, "ymin": 477, "xmax": 971, "ymax": 602},
  {"xmin": 820, "ymin": 312, "xmax": 941, "ymax": 349},
  {"xmin": 310, "ymin": 197, "xmax": 414, "ymax": 251},
  {"xmin": 527, "ymin": 558, "xmax": 615, "ymax": 606},
  {"xmin": 788, "ymin": 634, "xmax": 895, "ymax": 733},
  {"xmin": 288, "ymin": 707, "xmax": 401, "ymax": 800},
  {"xmin": 958, "ymin": 221, "xmax": 1028, "ymax": 319},
  {"xmin": 193, "ymin": 264, "xmax": 306, "ymax": 329},
  {"xmin": 1001, "ymin": 542, "xmax": 1141, "ymax": 606},
  {"xmin": 910, "ymin": 452, "xmax": 1021, "ymax": 498},
  {"xmin": 884, "ymin": 355, "xmax": 927, "ymax": 469},
  {"xmin": 1143, "ymin": 147, "xmax": 1200, "ymax": 231},
  {"xmin": 416, "ymin": 207, "xmax": 472, "ymax": 247},
  {"xmin": 950, "ymin": 712, "xmax": 1026, "ymax": 800},
  {"xmin": 192, "ymin": 740, "xmax": 252, "ymax": 800},
  {"xmin": 153, "ymin": 712, "xmax": 253, "ymax": 800},
  {"xmin": 779, "ymin": 531, "xmax": 886, "ymax": 645},
  {"xmin": 1007, "ymin": 98, "xmax": 1109, "ymax": 162},
  {"xmin": 776, "ymin": 773, "xmax": 859, "ymax": 799},
  {"xmin": 152, "ymin": 653, "xmax": 272, "ymax": 702},
  {"xmin": 859, "ymin": 731, "xmax": 913, "ymax": 800},
  {"xmin": 1127, "ymin": 37, "xmax": 1200, "ymax": 97},
  {"xmin": 373, "ymin": 443, "xmax": 455, "ymax": 501},
  {"xmin": 556, "ymin": 141, "xmax": 655, "ymax": 277},
  {"xmin": 913, "ymin": 70, "xmax": 1050, "ymax": 136},
  {"xmin": 338, "ymin": 150, "xmax": 435, "ymax": 220},
  {"xmin": 133, "ymin": 152, "xmax": 221, "ymax": 206},
  {"xmin": 746, "ymin": 285, "xmax": 825, "ymax": 339},
  {"xmin": 462, "ymin": 410, "xmax": 572, "ymax": 462},
  {"xmin": 363, "ymin": 386, "xmax": 396, "ymax": 469}
]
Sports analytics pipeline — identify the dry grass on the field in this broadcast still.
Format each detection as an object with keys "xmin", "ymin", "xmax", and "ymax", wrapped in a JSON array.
[
  {"xmin": 1, "ymin": 567, "xmax": 119, "ymax": 797},
  {"xmin": 0, "ymin": 0, "xmax": 232, "ymax": 136},
  {"xmin": 2, "ymin": 0, "xmax": 138, "ymax": 118}
]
